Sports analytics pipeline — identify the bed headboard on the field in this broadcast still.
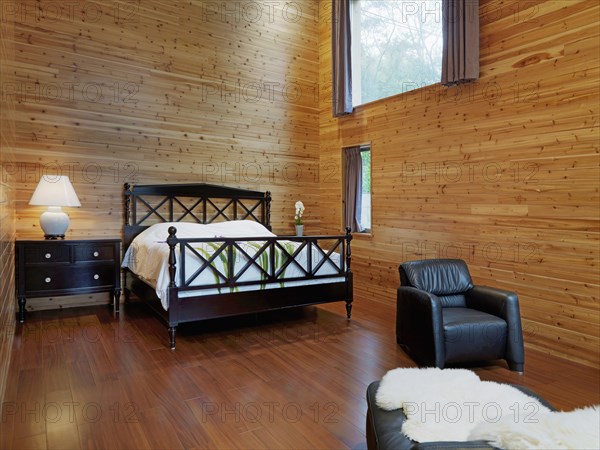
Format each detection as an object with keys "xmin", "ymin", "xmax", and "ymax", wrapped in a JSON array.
[{"xmin": 123, "ymin": 183, "xmax": 271, "ymax": 250}]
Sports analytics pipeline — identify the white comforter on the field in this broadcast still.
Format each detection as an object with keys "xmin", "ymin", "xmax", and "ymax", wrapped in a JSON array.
[{"xmin": 121, "ymin": 221, "xmax": 343, "ymax": 309}]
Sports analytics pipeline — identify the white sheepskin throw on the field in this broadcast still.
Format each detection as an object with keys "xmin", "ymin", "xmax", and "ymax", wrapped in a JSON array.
[
  {"xmin": 375, "ymin": 368, "xmax": 551, "ymax": 443},
  {"xmin": 469, "ymin": 405, "xmax": 600, "ymax": 450},
  {"xmin": 376, "ymin": 368, "xmax": 600, "ymax": 448}
]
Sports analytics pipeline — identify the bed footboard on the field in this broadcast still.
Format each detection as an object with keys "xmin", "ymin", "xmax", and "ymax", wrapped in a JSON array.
[{"xmin": 164, "ymin": 227, "xmax": 353, "ymax": 349}]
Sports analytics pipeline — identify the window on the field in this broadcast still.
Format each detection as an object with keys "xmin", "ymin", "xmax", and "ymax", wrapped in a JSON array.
[
  {"xmin": 359, "ymin": 148, "xmax": 371, "ymax": 231},
  {"xmin": 351, "ymin": 0, "xmax": 443, "ymax": 106},
  {"xmin": 343, "ymin": 145, "xmax": 371, "ymax": 233}
]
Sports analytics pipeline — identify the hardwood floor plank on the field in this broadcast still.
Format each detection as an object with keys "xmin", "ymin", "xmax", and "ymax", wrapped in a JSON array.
[
  {"xmin": 185, "ymin": 396, "xmax": 267, "ymax": 449},
  {"xmin": 0, "ymin": 348, "xmax": 21, "ymax": 448},
  {"xmin": 46, "ymin": 418, "xmax": 80, "ymax": 449},
  {"xmin": 11, "ymin": 368, "xmax": 47, "ymax": 441},
  {"xmin": 137, "ymin": 407, "xmax": 186, "ymax": 450},
  {"xmin": 9, "ymin": 433, "xmax": 47, "ymax": 450},
  {"xmin": 76, "ymin": 422, "xmax": 108, "ymax": 450},
  {"xmin": 87, "ymin": 379, "xmax": 152, "ymax": 450}
]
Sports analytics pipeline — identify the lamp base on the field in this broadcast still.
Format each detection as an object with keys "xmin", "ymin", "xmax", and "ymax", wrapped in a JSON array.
[
  {"xmin": 44, "ymin": 234, "xmax": 66, "ymax": 240},
  {"xmin": 39, "ymin": 206, "xmax": 70, "ymax": 239}
]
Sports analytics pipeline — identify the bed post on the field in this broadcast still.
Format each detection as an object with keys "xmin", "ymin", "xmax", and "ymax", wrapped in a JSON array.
[
  {"xmin": 124, "ymin": 183, "xmax": 131, "ymax": 226},
  {"xmin": 345, "ymin": 227, "xmax": 353, "ymax": 319},
  {"xmin": 123, "ymin": 183, "xmax": 131, "ymax": 304},
  {"xmin": 265, "ymin": 191, "xmax": 272, "ymax": 231},
  {"xmin": 168, "ymin": 327, "xmax": 176, "ymax": 350},
  {"xmin": 167, "ymin": 226, "xmax": 178, "ymax": 349},
  {"xmin": 167, "ymin": 226, "xmax": 177, "ymax": 288}
]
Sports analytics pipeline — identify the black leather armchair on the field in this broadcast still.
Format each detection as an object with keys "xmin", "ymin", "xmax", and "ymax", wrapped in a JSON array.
[{"xmin": 396, "ymin": 259, "xmax": 525, "ymax": 372}]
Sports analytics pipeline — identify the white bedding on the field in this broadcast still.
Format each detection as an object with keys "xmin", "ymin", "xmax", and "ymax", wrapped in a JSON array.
[{"xmin": 121, "ymin": 221, "xmax": 345, "ymax": 310}]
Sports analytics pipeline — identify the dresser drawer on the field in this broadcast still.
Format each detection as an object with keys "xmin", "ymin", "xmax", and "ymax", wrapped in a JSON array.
[
  {"xmin": 74, "ymin": 244, "xmax": 116, "ymax": 262},
  {"xmin": 23, "ymin": 263, "xmax": 116, "ymax": 293},
  {"xmin": 24, "ymin": 245, "xmax": 71, "ymax": 264}
]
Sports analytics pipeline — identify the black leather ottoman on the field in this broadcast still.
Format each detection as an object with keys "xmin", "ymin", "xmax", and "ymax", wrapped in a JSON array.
[{"xmin": 365, "ymin": 380, "xmax": 556, "ymax": 450}]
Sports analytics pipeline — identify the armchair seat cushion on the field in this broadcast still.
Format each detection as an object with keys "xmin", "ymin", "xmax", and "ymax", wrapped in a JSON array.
[{"xmin": 443, "ymin": 308, "xmax": 507, "ymax": 363}]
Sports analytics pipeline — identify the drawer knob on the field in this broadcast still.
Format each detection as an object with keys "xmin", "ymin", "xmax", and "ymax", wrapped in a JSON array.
[
  {"xmin": 45, "ymin": 253, "xmax": 52, "ymax": 259},
  {"xmin": 45, "ymin": 277, "xmax": 51, "ymax": 283},
  {"xmin": 93, "ymin": 251, "xmax": 99, "ymax": 257},
  {"xmin": 94, "ymin": 274, "xmax": 100, "ymax": 280}
]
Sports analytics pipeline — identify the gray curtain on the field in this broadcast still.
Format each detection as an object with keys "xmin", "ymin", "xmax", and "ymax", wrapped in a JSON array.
[
  {"xmin": 344, "ymin": 147, "xmax": 363, "ymax": 232},
  {"xmin": 332, "ymin": 0, "xmax": 353, "ymax": 116},
  {"xmin": 441, "ymin": 0, "xmax": 480, "ymax": 86}
]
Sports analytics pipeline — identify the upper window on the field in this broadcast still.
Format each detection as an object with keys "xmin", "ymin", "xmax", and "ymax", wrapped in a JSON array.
[{"xmin": 351, "ymin": 0, "xmax": 443, "ymax": 106}]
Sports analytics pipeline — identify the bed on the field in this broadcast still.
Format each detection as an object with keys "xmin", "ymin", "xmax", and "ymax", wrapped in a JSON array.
[{"xmin": 121, "ymin": 183, "xmax": 353, "ymax": 349}]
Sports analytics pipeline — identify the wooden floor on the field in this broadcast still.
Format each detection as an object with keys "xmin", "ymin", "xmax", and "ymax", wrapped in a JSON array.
[{"xmin": 1, "ymin": 297, "xmax": 599, "ymax": 450}]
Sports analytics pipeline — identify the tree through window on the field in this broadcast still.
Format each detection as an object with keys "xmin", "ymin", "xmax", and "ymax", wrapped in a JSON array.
[{"xmin": 351, "ymin": 0, "xmax": 443, "ymax": 106}]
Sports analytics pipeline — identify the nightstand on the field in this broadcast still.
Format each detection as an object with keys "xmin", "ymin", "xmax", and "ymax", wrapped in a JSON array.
[{"xmin": 15, "ymin": 239, "xmax": 121, "ymax": 322}]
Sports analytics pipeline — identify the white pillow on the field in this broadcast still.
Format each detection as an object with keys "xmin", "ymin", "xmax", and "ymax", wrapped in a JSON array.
[{"xmin": 133, "ymin": 220, "xmax": 275, "ymax": 242}]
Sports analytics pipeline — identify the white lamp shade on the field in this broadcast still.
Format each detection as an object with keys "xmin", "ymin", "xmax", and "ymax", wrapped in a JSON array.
[{"xmin": 29, "ymin": 175, "xmax": 81, "ymax": 207}]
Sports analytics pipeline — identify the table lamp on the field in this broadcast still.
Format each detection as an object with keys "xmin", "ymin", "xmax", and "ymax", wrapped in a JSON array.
[{"xmin": 29, "ymin": 175, "xmax": 81, "ymax": 239}]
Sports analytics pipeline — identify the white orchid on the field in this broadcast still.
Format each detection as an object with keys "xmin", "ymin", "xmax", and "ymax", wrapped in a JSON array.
[{"xmin": 294, "ymin": 201, "xmax": 305, "ymax": 225}]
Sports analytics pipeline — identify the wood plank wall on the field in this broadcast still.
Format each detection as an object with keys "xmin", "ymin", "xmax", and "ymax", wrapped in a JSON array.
[
  {"xmin": 7, "ymin": 0, "xmax": 321, "ymax": 309},
  {"xmin": 0, "ymin": 9, "xmax": 17, "ymax": 403},
  {"xmin": 319, "ymin": 0, "xmax": 600, "ymax": 367},
  {"xmin": 4, "ymin": 0, "xmax": 599, "ymax": 368}
]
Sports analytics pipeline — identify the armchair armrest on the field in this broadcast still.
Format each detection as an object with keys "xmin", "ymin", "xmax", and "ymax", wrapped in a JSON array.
[
  {"xmin": 397, "ymin": 287, "xmax": 445, "ymax": 368},
  {"xmin": 466, "ymin": 286, "xmax": 525, "ymax": 371},
  {"xmin": 466, "ymin": 285, "xmax": 517, "ymax": 318}
]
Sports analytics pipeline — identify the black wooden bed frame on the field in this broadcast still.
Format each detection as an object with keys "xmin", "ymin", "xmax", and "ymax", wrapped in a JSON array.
[{"xmin": 122, "ymin": 183, "xmax": 353, "ymax": 349}]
